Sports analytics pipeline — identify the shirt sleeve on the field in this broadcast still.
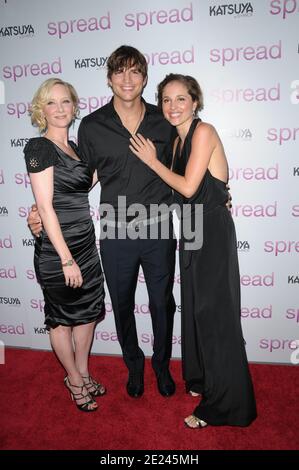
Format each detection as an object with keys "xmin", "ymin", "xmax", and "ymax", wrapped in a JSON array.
[
  {"xmin": 24, "ymin": 138, "xmax": 58, "ymax": 173},
  {"xmin": 78, "ymin": 119, "xmax": 96, "ymax": 172}
]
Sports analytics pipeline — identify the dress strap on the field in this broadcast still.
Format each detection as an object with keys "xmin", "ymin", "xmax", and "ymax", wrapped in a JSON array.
[{"xmin": 191, "ymin": 117, "xmax": 201, "ymax": 132}]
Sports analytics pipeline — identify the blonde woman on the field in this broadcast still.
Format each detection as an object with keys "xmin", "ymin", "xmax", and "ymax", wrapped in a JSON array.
[{"xmin": 24, "ymin": 78, "xmax": 105, "ymax": 412}]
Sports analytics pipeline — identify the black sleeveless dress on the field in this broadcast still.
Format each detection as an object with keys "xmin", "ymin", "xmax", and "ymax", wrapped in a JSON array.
[
  {"xmin": 24, "ymin": 137, "xmax": 104, "ymax": 329},
  {"xmin": 173, "ymin": 119, "xmax": 256, "ymax": 426}
]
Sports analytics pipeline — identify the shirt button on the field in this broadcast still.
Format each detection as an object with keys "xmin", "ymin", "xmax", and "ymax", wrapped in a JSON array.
[{"xmin": 135, "ymin": 225, "xmax": 139, "ymax": 232}]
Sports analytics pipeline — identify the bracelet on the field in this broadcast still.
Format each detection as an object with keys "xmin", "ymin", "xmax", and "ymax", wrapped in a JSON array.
[{"xmin": 61, "ymin": 259, "xmax": 74, "ymax": 267}]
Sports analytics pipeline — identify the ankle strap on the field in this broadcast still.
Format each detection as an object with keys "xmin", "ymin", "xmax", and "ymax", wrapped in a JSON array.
[{"xmin": 64, "ymin": 377, "xmax": 84, "ymax": 389}]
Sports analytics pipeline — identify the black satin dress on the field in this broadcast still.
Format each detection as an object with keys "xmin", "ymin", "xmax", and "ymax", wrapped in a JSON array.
[
  {"xmin": 173, "ymin": 119, "xmax": 256, "ymax": 426},
  {"xmin": 24, "ymin": 137, "xmax": 104, "ymax": 329}
]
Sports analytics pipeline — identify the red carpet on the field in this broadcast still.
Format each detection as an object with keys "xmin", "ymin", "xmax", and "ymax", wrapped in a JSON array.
[{"xmin": 0, "ymin": 348, "xmax": 298, "ymax": 450}]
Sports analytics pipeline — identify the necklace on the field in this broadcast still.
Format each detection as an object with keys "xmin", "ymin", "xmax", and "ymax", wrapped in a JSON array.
[
  {"xmin": 131, "ymin": 103, "xmax": 145, "ymax": 135},
  {"xmin": 47, "ymin": 137, "xmax": 69, "ymax": 148},
  {"xmin": 45, "ymin": 136, "xmax": 80, "ymax": 160},
  {"xmin": 118, "ymin": 103, "xmax": 145, "ymax": 135}
]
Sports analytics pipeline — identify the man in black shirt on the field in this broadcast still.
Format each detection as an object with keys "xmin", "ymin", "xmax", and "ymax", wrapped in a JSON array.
[{"xmin": 78, "ymin": 46, "xmax": 176, "ymax": 398}]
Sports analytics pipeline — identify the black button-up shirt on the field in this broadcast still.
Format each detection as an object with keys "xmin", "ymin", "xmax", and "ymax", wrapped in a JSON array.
[{"xmin": 78, "ymin": 98, "xmax": 174, "ymax": 210}]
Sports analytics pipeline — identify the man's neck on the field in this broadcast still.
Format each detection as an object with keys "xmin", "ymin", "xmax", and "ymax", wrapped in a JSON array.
[
  {"xmin": 113, "ymin": 97, "xmax": 145, "ymax": 134},
  {"xmin": 113, "ymin": 96, "xmax": 143, "ymax": 117}
]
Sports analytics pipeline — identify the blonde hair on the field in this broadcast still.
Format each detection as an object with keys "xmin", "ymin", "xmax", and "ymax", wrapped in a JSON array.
[{"xmin": 29, "ymin": 78, "xmax": 79, "ymax": 133}]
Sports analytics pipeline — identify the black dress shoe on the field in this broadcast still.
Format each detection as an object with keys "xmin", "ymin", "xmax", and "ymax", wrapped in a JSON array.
[
  {"xmin": 156, "ymin": 369, "xmax": 176, "ymax": 397},
  {"xmin": 126, "ymin": 371, "xmax": 144, "ymax": 398}
]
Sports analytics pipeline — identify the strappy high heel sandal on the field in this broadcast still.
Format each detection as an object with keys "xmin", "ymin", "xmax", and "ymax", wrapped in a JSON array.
[
  {"xmin": 64, "ymin": 377, "xmax": 98, "ymax": 412},
  {"xmin": 81, "ymin": 375, "xmax": 106, "ymax": 397}
]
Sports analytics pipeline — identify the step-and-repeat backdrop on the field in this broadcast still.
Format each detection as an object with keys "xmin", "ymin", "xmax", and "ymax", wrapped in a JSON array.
[{"xmin": 0, "ymin": 0, "xmax": 298, "ymax": 364}]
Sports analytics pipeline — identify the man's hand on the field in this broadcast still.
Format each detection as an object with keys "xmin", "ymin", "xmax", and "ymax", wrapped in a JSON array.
[
  {"xmin": 27, "ymin": 204, "xmax": 43, "ymax": 237},
  {"xmin": 226, "ymin": 184, "xmax": 232, "ymax": 211}
]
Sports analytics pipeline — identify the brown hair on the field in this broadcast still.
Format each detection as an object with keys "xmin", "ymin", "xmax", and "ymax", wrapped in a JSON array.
[
  {"xmin": 107, "ymin": 45, "xmax": 148, "ymax": 79},
  {"xmin": 157, "ymin": 74, "xmax": 204, "ymax": 115},
  {"xmin": 30, "ymin": 78, "xmax": 79, "ymax": 133}
]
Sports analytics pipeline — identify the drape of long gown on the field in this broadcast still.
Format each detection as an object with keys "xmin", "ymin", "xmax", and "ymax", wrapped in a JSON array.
[{"xmin": 173, "ymin": 119, "xmax": 257, "ymax": 426}]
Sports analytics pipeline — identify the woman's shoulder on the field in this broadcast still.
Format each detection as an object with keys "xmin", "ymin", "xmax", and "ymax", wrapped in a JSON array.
[
  {"xmin": 193, "ymin": 121, "xmax": 219, "ymax": 143},
  {"xmin": 24, "ymin": 137, "xmax": 55, "ymax": 154},
  {"xmin": 24, "ymin": 137, "xmax": 59, "ymax": 172},
  {"xmin": 195, "ymin": 120, "xmax": 216, "ymax": 134}
]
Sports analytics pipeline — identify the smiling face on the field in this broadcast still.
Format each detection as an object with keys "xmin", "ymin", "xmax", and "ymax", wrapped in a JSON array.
[
  {"xmin": 42, "ymin": 84, "xmax": 75, "ymax": 130},
  {"xmin": 108, "ymin": 65, "xmax": 147, "ymax": 104},
  {"xmin": 161, "ymin": 80, "xmax": 197, "ymax": 131}
]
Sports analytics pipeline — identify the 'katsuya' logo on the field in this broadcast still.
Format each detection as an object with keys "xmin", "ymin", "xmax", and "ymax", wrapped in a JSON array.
[
  {"xmin": 74, "ymin": 57, "xmax": 108, "ymax": 69},
  {"xmin": 0, "ymin": 24, "xmax": 34, "ymax": 37},
  {"xmin": 209, "ymin": 2, "xmax": 253, "ymax": 17}
]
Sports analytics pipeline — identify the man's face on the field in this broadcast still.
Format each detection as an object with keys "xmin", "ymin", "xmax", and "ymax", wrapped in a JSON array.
[{"xmin": 108, "ymin": 66, "xmax": 147, "ymax": 103}]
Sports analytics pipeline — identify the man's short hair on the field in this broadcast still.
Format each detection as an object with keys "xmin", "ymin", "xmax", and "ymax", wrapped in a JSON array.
[{"xmin": 107, "ymin": 45, "xmax": 148, "ymax": 79}]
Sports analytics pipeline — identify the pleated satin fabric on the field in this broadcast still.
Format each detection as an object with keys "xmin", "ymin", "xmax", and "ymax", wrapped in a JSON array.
[{"xmin": 25, "ymin": 138, "xmax": 104, "ymax": 329}]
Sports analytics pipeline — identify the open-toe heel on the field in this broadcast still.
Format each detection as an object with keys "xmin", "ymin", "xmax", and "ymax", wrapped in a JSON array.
[
  {"xmin": 82, "ymin": 375, "xmax": 106, "ymax": 397},
  {"xmin": 184, "ymin": 414, "xmax": 208, "ymax": 429},
  {"xmin": 64, "ymin": 377, "xmax": 98, "ymax": 412},
  {"xmin": 189, "ymin": 390, "xmax": 201, "ymax": 397}
]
